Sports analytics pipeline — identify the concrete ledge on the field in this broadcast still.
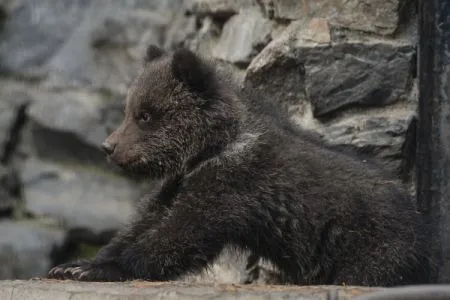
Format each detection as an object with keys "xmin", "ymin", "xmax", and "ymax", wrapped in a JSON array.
[{"xmin": 0, "ymin": 279, "xmax": 383, "ymax": 300}]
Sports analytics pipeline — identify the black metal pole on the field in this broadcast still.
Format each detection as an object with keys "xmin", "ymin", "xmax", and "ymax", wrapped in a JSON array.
[{"xmin": 417, "ymin": 0, "xmax": 450, "ymax": 283}]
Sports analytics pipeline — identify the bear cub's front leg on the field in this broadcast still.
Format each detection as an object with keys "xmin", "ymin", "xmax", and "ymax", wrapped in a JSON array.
[
  {"xmin": 48, "ymin": 229, "xmax": 137, "ymax": 281},
  {"xmin": 48, "ymin": 258, "xmax": 127, "ymax": 281}
]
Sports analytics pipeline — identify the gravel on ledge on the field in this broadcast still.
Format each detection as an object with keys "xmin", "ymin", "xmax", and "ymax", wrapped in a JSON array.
[{"xmin": 0, "ymin": 279, "xmax": 384, "ymax": 300}]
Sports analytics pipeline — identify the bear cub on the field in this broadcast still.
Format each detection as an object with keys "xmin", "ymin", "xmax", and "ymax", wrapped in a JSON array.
[{"xmin": 47, "ymin": 45, "xmax": 435, "ymax": 286}]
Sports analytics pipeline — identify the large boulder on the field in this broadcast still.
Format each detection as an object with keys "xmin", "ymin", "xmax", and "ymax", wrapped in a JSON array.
[
  {"xmin": 0, "ymin": 0, "xmax": 183, "ymax": 93},
  {"xmin": 0, "ymin": 81, "xmax": 31, "ymax": 212},
  {"xmin": 24, "ymin": 87, "xmax": 122, "ymax": 168},
  {"xmin": 189, "ymin": 0, "xmax": 257, "ymax": 18},
  {"xmin": 243, "ymin": 19, "xmax": 416, "ymax": 172},
  {"xmin": 0, "ymin": 164, "xmax": 20, "ymax": 212},
  {"xmin": 259, "ymin": 0, "xmax": 406, "ymax": 35},
  {"xmin": 0, "ymin": 220, "xmax": 64, "ymax": 279},
  {"xmin": 212, "ymin": 8, "xmax": 274, "ymax": 67},
  {"xmin": 0, "ymin": 80, "xmax": 31, "ymax": 162},
  {"xmin": 20, "ymin": 158, "xmax": 140, "ymax": 235}
]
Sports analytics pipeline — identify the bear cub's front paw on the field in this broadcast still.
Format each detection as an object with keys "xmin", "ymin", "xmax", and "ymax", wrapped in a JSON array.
[{"xmin": 47, "ymin": 259, "xmax": 127, "ymax": 282}]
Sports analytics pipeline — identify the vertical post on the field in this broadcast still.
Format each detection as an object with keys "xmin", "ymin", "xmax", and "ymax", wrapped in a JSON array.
[{"xmin": 417, "ymin": 0, "xmax": 450, "ymax": 283}]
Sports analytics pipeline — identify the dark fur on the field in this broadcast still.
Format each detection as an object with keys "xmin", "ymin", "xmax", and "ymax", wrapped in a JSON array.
[{"xmin": 47, "ymin": 46, "xmax": 435, "ymax": 286}]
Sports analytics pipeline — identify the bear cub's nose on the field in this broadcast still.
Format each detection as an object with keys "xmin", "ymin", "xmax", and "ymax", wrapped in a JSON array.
[{"xmin": 101, "ymin": 141, "xmax": 116, "ymax": 155}]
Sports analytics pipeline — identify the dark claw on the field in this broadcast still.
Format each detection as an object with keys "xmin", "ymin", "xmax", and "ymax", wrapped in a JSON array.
[
  {"xmin": 47, "ymin": 259, "xmax": 127, "ymax": 282},
  {"xmin": 48, "ymin": 259, "xmax": 92, "ymax": 280}
]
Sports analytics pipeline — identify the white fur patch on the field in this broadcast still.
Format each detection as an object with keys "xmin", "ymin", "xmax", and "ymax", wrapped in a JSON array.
[
  {"xmin": 186, "ymin": 131, "xmax": 261, "ymax": 178},
  {"xmin": 223, "ymin": 132, "xmax": 260, "ymax": 158}
]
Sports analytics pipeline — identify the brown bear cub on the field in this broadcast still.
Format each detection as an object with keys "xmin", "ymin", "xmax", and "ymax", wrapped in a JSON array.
[{"xmin": 47, "ymin": 45, "xmax": 435, "ymax": 286}]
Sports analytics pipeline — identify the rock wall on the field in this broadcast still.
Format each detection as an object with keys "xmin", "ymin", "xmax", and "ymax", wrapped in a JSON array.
[{"xmin": 0, "ymin": 0, "xmax": 419, "ymax": 282}]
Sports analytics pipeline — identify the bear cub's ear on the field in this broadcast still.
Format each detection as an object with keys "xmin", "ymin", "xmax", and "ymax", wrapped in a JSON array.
[
  {"xmin": 145, "ymin": 44, "xmax": 165, "ymax": 62},
  {"xmin": 171, "ymin": 48, "xmax": 213, "ymax": 94}
]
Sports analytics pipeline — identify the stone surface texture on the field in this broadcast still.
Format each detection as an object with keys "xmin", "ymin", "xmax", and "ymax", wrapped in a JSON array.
[
  {"xmin": 259, "ymin": 0, "xmax": 404, "ymax": 35},
  {"xmin": 0, "ymin": 0, "xmax": 419, "ymax": 287},
  {"xmin": 0, "ymin": 222, "xmax": 64, "ymax": 279},
  {"xmin": 0, "ymin": 280, "xmax": 384, "ymax": 300},
  {"xmin": 212, "ymin": 8, "xmax": 274, "ymax": 66}
]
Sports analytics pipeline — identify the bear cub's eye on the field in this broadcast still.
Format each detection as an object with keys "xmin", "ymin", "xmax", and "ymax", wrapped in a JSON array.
[{"xmin": 139, "ymin": 112, "xmax": 151, "ymax": 123}]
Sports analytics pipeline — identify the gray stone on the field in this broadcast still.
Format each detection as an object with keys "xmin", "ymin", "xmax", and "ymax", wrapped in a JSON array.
[
  {"xmin": 44, "ymin": 1, "xmax": 171, "ymax": 93},
  {"xmin": 0, "ymin": 165, "xmax": 12, "ymax": 210},
  {"xmin": 0, "ymin": 286, "xmax": 13, "ymax": 300},
  {"xmin": 260, "ymin": 0, "xmax": 404, "ymax": 35},
  {"xmin": 244, "ymin": 19, "xmax": 415, "ymax": 173},
  {"xmin": 0, "ymin": 81, "xmax": 31, "ymax": 161},
  {"xmin": 185, "ymin": 16, "xmax": 222, "ymax": 57},
  {"xmin": 246, "ymin": 20, "xmax": 414, "ymax": 117},
  {"xmin": 18, "ymin": 87, "xmax": 124, "ymax": 168},
  {"xmin": 305, "ymin": 42, "xmax": 414, "ymax": 117},
  {"xmin": 164, "ymin": 10, "xmax": 197, "ymax": 50},
  {"xmin": 0, "ymin": 81, "xmax": 32, "ymax": 212},
  {"xmin": 321, "ymin": 110, "xmax": 415, "ymax": 172},
  {"xmin": 0, "ymin": 0, "xmax": 93, "ymax": 76},
  {"xmin": 0, "ymin": 280, "xmax": 384, "ymax": 300},
  {"xmin": 0, "ymin": 220, "xmax": 64, "ymax": 279},
  {"xmin": 212, "ymin": 9, "xmax": 273, "ymax": 66},
  {"xmin": 244, "ymin": 20, "xmax": 328, "ymax": 108},
  {"xmin": 21, "ymin": 158, "xmax": 140, "ymax": 234},
  {"xmin": 0, "ymin": 0, "xmax": 22, "ymax": 14},
  {"xmin": 0, "ymin": 164, "xmax": 20, "ymax": 211},
  {"xmin": 0, "ymin": 0, "xmax": 181, "ymax": 93},
  {"xmin": 190, "ymin": 0, "xmax": 256, "ymax": 18},
  {"xmin": 244, "ymin": 50, "xmax": 307, "ymax": 110},
  {"xmin": 0, "ymin": 5, "xmax": 6, "ymax": 30},
  {"xmin": 27, "ymin": 89, "xmax": 114, "ymax": 150}
]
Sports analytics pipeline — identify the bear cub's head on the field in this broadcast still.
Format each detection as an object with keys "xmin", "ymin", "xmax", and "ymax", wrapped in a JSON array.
[{"xmin": 101, "ymin": 45, "xmax": 239, "ymax": 179}]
